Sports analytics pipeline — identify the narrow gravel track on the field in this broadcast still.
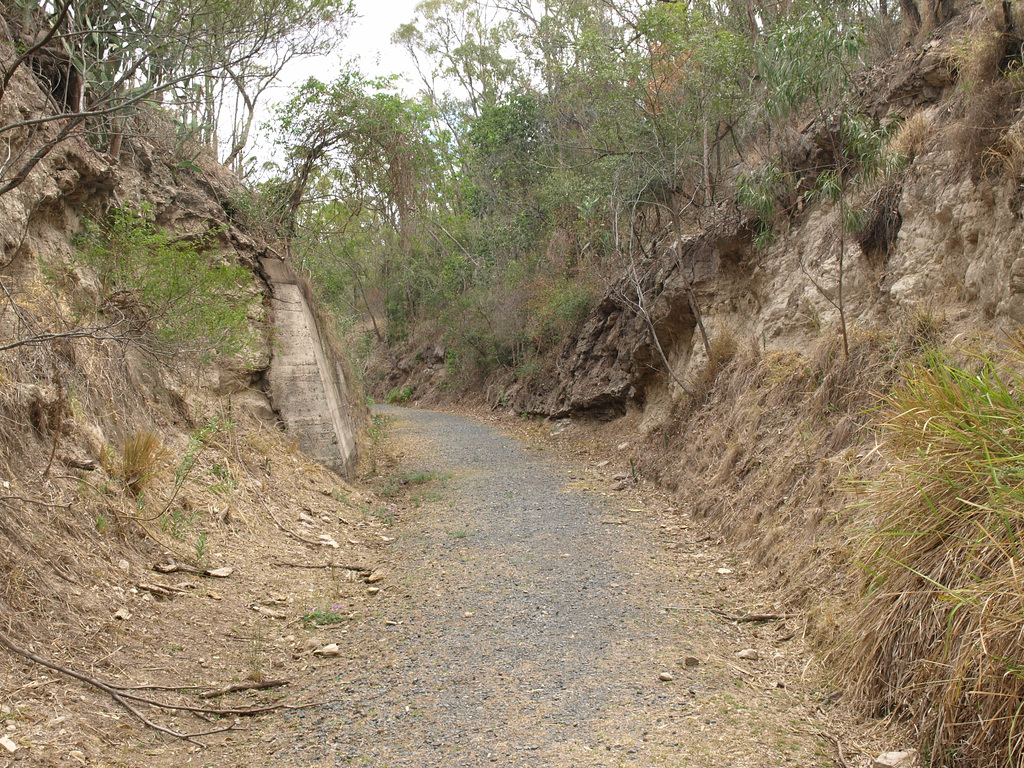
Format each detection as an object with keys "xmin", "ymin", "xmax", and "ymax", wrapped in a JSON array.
[{"xmin": 277, "ymin": 406, "xmax": 832, "ymax": 767}]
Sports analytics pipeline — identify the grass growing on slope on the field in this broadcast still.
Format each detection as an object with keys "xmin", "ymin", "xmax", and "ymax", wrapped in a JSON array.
[{"xmin": 851, "ymin": 333, "xmax": 1024, "ymax": 768}]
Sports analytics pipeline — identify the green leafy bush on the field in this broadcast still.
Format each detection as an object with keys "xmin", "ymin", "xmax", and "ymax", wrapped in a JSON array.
[
  {"xmin": 385, "ymin": 385, "xmax": 413, "ymax": 404},
  {"xmin": 75, "ymin": 204, "xmax": 255, "ymax": 360}
]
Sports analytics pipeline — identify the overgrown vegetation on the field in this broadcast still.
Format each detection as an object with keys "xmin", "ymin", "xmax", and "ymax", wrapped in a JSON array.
[
  {"xmin": 259, "ymin": 0, "xmax": 923, "ymax": 383},
  {"xmin": 69, "ymin": 204, "xmax": 257, "ymax": 361},
  {"xmin": 851, "ymin": 335, "xmax": 1024, "ymax": 768}
]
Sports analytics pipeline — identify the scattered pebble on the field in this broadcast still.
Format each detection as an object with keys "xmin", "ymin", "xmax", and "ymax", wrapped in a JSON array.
[
  {"xmin": 313, "ymin": 644, "xmax": 341, "ymax": 657},
  {"xmin": 113, "ymin": 607, "xmax": 131, "ymax": 621},
  {"xmin": 736, "ymin": 648, "xmax": 759, "ymax": 661},
  {"xmin": 684, "ymin": 656, "xmax": 700, "ymax": 667},
  {"xmin": 0, "ymin": 735, "xmax": 16, "ymax": 753},
  {"xmin": 658, "ymin": 671, "xmax": 675, "ymax": 682}
]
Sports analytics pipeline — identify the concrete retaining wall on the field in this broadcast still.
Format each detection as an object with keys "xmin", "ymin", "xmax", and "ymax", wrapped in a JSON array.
[{"xmin": 260, "ymin": 257, "xmax": 358, "ymax": 477}]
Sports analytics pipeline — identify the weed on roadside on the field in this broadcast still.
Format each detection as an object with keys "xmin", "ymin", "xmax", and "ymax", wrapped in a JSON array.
[
  {"xmin": 850, "ymin": 334, "xmax": 1024, "ymax": 766},
  {"xmin": 302, "ymin": 605, "xmax": 349, "ymax": 627}
]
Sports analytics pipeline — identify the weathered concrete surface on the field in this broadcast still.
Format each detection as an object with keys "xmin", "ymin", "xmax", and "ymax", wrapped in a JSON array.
[{"xmin": 261, "ymin": 257, "xmax": 358, "ymax": 477}]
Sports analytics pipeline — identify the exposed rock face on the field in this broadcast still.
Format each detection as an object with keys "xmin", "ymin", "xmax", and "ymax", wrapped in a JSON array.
[
  {"xmin": 513, "ymin": 228, "xmax": 724, "ymax": 418},
  {"xmin": 261, "ymin": 257, "xmax": 358, "ymax": 476}
]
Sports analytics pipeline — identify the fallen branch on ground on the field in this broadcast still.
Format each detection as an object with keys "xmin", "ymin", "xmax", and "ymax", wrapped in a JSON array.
[
  {"xmin": 271, "ymin": 561, "xmax": 370, "ymax": 571},
  {"xmin": 819, "ymin": 731, "xmax": 852, "ymax": 768},
  {"xmin": 137, "ymin": 582, "xmax": 190, "ymax": 597},
  {"xmin": 200, "ymin": 680, "xmax": 289, "ymax": 699},
  {"xmin": 711, "ymin": 609, "xmax": 796, "ymax": 623},
  {"xmin": 0, "ymin": 630, "xmax": 330, "ymax": 746}
]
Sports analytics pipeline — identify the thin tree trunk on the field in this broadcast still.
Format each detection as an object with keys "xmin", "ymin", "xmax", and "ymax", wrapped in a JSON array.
[
  {"xmin": 835, "ymin": 110, "xmax": 850, "ymax": 359},
  {"xmin": 900, "ymin": 0, "xmax": 921, "ymax": 29}
]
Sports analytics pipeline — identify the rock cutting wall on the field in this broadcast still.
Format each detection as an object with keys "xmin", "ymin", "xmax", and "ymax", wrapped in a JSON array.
[{"xmin": 261, "ymin": 257, "xmax": 358, "ymax": 477}]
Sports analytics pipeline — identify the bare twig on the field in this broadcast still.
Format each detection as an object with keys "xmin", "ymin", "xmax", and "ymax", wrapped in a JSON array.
[
  {"xmin": 271, "ymin": 561, "xmax": 370, "ymax": 572},
  {"xmin": 620, "ymin": 258, "xmax": 695, "ymax": 398},
  {"xmin": 0, "ymin": 629, "xmax": 230, "ymax": 745},
  {"xmin": 0, "ymin": 494, "xmax": 70, "ymax": 510},
  {"xmin": 0, "ymin": 629, "xmax": 335, "ymax": 744},
  {"xmin": 199, "ymin": 679, "xmax": 289, "ymax": 699},
  {"xmin": 711, "ymin": 610, "xmax": 797, "ymax": 623},
  {"xmin": 819, "ymin": 731, "xmax": 853, "ymax": 768}
]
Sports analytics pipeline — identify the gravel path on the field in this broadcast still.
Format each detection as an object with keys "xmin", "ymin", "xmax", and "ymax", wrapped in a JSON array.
[{"xmin": 277, "ymin": 406, "xmax": 832, "ymax": 767}]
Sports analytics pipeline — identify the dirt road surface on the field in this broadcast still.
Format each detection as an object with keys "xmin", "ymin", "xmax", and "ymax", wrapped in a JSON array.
[{"xmin": 271, "ymin": 406, "xmax": 858, "ymax": 767}]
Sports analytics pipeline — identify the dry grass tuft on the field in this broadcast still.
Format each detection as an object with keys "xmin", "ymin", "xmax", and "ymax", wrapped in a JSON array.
[
  {"xmin": 115, "ymin": 430, "xmax": 168, "ymax": 496},
  {"xmin": 983, "ymin": 121, "xmax": 1024, "ymax": 176},
  {"xmin": 687, "ymin": 328, "xmax": 740, "ymax": 407},
  {"xmin": 848, "ymin": 333, "xmax": 1024, "ymax": 768},
  {"xmin": 889, "ymin": 111, "xmax": 932, "ymax": 162}
]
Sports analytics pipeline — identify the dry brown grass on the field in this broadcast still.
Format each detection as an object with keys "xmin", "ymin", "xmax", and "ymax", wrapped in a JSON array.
[
  {"xmin": 846, "ymin": 333, "xmax": 1024, "ymax": 767},
  {"xmin": 890, "ymin": 111, "xmax": 933, "ymax": 162},
  {"xmin": 686, "ymin": 327, "xmax": 740, "ymax": 408},
  {"xmin": 983, "ymin": 121, "xmax": 1024, "ymax": 175},
  {"xmin": 949, "ymin": 5, "xmax": 1024, "ymax": 173},
  {"xmin": 115, "ymin": 430, "xmax": 167, "ymax": 496}
]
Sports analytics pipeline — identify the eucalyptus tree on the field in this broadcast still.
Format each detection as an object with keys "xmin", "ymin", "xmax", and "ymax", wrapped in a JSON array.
[
  {"xmin": 0, "ymin": 0, "xmax": 354, "ymax": 196},
  {"xmin": 392, "ymin": 0, "xmax": 525, "ymax": 124}
]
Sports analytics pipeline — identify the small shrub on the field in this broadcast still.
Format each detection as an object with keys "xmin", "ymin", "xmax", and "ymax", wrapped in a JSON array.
[
  {"xmin": 159, "ymin": 507, "xmax": 196, "ymax": 540},
  {"xmin": 385, "ymin": 385, "xmax": 413, "ymax": 404},
  {"xmin": 302, "ymin": 606, "xmax": 348, "ymax": 627},
  {"xmin": 529, "ymin": 276, "xmax": 596, "ymax": 347},
  {"xmin": 194, "ymin": 531, "xmax": 209, "ymax": 563},
  {"xmin": 207, "ymin": 463, "xmax": 237, "ymax": 496},
  {"xmin": 737, "ymin": 158, "xmax": 795, "ymax": 250},
  {"xmin": 73, "ymin": 204, "xmax": 256, "ymax": 361},
  {"xmin": 370, "ymin": 505, "xmax": 395, "ymax": 525}
]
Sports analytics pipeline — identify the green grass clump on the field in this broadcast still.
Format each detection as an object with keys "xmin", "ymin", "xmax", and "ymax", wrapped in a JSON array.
[
  {"xmin": 851, "ymin": 334, "xmax": 1024, "ymax": 767},
  {"xmin": 385, "ymin": 385, "xmax": 413, "ymax": 404},
  {"xmin": 302, "ymin": 606, "xmax": 348, "ymax": 627}
]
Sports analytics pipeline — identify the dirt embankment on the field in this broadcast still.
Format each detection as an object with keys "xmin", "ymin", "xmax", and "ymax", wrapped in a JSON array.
[{"xmin": 0, "ymin": 23, "xmax": 365, "ymax": 767}]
